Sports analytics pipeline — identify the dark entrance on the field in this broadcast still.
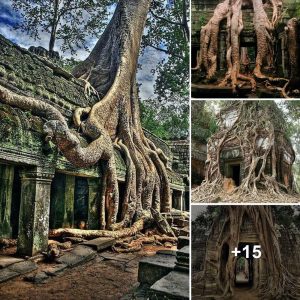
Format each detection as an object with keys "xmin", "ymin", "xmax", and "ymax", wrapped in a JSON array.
[
  {"xmin": 234, "ymin": 243, "xmax": 254, "ymax": 288},
  {"xmin": 117, "ymin": 181, "xmax": 126, "ymax": 222},
  {"xmin": 231, "ymin": 164, "xmax": 241, "ymax": 186},
  {"xmin": 74, "ymin": 177, "xmax": 89, "ymax": 228},
  {"xmin": 11, "ymin": 167, "xmax": 21, "ymax": 238},
  {"xmin": 224, "ymin": 161, "xmax": 242, "ymax": 186}
]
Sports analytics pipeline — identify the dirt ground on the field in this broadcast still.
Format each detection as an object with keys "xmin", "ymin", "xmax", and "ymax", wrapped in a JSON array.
[{"xmin": 0, "ymin": 245, "xmax": 174, "ymax": 300}]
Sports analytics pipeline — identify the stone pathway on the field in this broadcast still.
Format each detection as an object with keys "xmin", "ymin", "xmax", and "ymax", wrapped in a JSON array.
[
  {"xmin": 0, "ymin": 245, "xmax": 169, "ymax": 300},
  {"xmin": 0, "ymin": 256, "xmax": 37, "ymax": 283},
  {"xmin": 0, "ymin": 237, "xmax": 115, "ymax": 284}
]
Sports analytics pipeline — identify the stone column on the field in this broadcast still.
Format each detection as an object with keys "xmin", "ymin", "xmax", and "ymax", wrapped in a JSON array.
[
  {"xmin": 87, "ymin": 178, "xmax": 101, "ymax": 229},
  {"xmin": 17, "ymin": 166, "xmax": 54, "ymax": 256},
  {"xmin": 0, "ymin": 164, "xmax": 14, "ymax": 238}
]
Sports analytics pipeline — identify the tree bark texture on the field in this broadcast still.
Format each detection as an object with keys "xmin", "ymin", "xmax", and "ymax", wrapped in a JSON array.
[
  {"xmin": 0, "ymin": 0, "xmax": 172, "ymax": 235},
  {"xmin": 194, "ymin": 0, "xmax": 300, "ymax": 97},
  {"xmin": 195, "ymin": 206, "xmax": 300, "ymax": 299}
]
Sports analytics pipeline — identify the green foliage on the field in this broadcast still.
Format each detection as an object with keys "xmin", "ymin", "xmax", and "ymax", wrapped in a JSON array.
[
  {"xmin": 191, "ymin": 100, "xmax": 218, "ymax": 143},
  {"xmin": 140, "ymin": 0, "xmax": 189, "ymax": 139},
  {"xmin": 12, "ymin": 0, "xmax": 114, "ymax": 53},
  {"xmin": 141, "ymin": 0, "xmax": 189, "ymax": 100},
  {"xmin": 57, "ymin": 57, "xmax": 81, "ymax": 73},
  {"xmin": 140, "ymin": 98, "xmax": 188, "ymax": 140}
]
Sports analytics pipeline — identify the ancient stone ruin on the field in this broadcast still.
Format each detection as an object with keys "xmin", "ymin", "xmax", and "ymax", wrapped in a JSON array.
[
  {"xmin": 192, "ymin": 206, "xmax": 300, "ymax": 298},
  {"xmin": 192, "ymin": 101, "xmax": 299, "ymax": 202},
  {"xmin": 0, "ymin": 34, "xmax": 189, "ymax": 256},
  {"xmin": 191, "ymin": 0, "xmax": 300, "ymax": 98}
]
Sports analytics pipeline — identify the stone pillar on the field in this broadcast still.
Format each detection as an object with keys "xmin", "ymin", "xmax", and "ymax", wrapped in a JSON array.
[
  {"xmin": 87, "ymin": 178, "xmax": 101, "ymax": 229},
  {"xmin": 17, "ymin": 167, "xmax": 54, "ymax": 256},
  {"xmin": 0, "ymin": 164, "xmax": 14, "ymax": 238}
]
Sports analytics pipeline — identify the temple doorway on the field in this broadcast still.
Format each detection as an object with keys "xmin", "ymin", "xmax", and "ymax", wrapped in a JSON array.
[{"xmin": 235, "ymin": 243, "xmax": 254, "ymax": 288}]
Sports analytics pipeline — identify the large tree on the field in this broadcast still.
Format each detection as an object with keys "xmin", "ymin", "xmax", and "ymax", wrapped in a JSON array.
[
  {"xmin": 192, "ymin": 101, "xmax": 299, "ymax": 203},
  {"xmin": 194, "ymin": 206, "xmax": 300, "ymax": 299},
  {"xmin": 193, "ymin": 0, "xmax": 300, "ymax": 97},
  {"xmin": 0, "ymin": 0, "xmax": 176, "ymax": 237},
  {"xmin": 12, "ymin": 0, "xmax": 113, "ymax": 53}
]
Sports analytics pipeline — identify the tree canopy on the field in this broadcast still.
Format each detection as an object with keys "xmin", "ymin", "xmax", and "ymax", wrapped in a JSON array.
[{"xmin": 12, "ymin": 0, "xmax": 113, "ymax": 53}]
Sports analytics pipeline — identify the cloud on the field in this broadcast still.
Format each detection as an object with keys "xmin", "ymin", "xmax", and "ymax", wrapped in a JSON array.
[{"xmin": 137, "ymin": 47, "xmax": 166, "ymax": 99}]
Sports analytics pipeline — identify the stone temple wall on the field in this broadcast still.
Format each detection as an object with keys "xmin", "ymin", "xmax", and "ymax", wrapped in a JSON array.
[
  {"xmin": 278, "ymin": 227, "xmax": 300, "ymax": 276},
  {"xmin": 0, "ymin": 34, "xmax": 188, "ymax": 256},
  {"xmin": 168, "ymin": 140, "xmax": 190, "ymax": 176},
  {"xmin": 191, "ymin": 0, "xmax": 300, "ymax": 71}
]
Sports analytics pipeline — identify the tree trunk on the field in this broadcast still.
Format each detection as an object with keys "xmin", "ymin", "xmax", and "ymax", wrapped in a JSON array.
[
  {"xmin": 0, "ymin": 0, "xmax": 172, "ymax": 234},
  {"xmin": 198, "ymin": 206, "xmax": 300, "ymax": 299},
  {"xmin": 49, "ymin": 0, "xmax": 59, "ymax": 53},
  {"xmin": 195, "ymin": 0, "xmax": 293, "ymax": 96},
  {"xmin": 192, "ymin": 101, "xmax": 297, "ymax": 202}
]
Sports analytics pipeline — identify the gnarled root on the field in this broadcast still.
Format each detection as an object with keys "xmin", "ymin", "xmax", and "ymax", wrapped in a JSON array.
[{"xmin": 49, "ymin": 219, "xmax": 145, "ymax": 239}]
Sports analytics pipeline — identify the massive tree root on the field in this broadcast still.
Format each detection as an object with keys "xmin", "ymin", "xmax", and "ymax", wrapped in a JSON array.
[
  {"xmin": 194, "ymin": 0, "xmax": 298, "ymax": 97},
  {"xmin": 197, "ymin": 206, "xmax": 300, "ymax": 299},
  {"xmin": 0, "ymin": 1, "xmax": 173, "ymax": 236},
  {"xmin": 192, "ymin": 101, "xmax": 298, "ymax": 203}
]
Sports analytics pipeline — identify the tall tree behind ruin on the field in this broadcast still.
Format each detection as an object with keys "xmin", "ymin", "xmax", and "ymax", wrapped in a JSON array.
[
  {"xmin": 0, "ymin": 0, "xmax": 183, "ymax": 236},
  {"xmin": 12, "ymin": 0, "xmax": 113, "ymax": 53}
]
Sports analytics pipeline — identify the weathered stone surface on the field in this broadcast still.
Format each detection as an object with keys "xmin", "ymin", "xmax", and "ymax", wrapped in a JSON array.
[
  {"xmin": 44, "ymin": 263, "xmax": 68, "ymax": 276},
  {"xmin": 56, "ymin": 253, "xmax": 85, "ymax": 267},
  {"xmin": 25, "ymin": 271, "xmax": 49, "ymax": 284},
  {"xmin": 138, "ymin": 254, "xmax": 176, "ymax": 285},
  {"xmin": 178, "ymin": 236, "xmax": 189, "ymax": 249},
  {"xmin": 0, "ymin": 268, "xmax": 19, "ymax": 283},
  {"xmin": 8, "ymin": 260, "xmax": 37, "ymax": 274},
  {"xmin": 175, "ymin": 246, "xmax": 189, "ymax": 273},
  {"xmin": 17, "ymin": 167, "xmax": 54, "ymax": 257},
  {"xmin": 70, "ymin": 245, "xmax": 96, "ymax": 258},
  {"xmin": 56, "ymin": 246, "xmax": 95, "ymax": 267},
  {"xmin": 100, "ymin": 252, "xmax": 135, "ymax": 262},
  {"xmin": 82, "ymin": 237, "xmax": 115, "ymax": 251},
  {"xmin": 150, "ymin": 271, "xmax": 189, "ymax": 300},
  {"xmin": 0, "ymin": 256, "xmax": 23, "ymax": 268}
]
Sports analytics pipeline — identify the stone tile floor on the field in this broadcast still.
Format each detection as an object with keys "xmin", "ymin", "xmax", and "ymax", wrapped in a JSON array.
[{"xmin": 0, "ymin": 245, "xmax": 174, "ymax": 300}]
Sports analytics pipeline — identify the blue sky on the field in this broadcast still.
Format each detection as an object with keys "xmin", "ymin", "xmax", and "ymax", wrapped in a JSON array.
[{"xmin": 0, "ymin": 0, "xmax": 165, "ymax": 99}]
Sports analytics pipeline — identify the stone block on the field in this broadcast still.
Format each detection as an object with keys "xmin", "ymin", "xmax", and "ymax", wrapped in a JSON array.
[
  {"xmin": 71, "ymin": 245, "xmax": 96, "ymax": 258},
  {"xmin": 138, "ymin": 254, "xmax": 176, "ymax": 285},
  {"xmin": 150, "ymin": 271, "xmax": 189, "ymax": 300},
  {"xmin": 175, "ymin": 246, "xmax": 189, "ymax": 273},
  {"xmin": 8, "ymin": 260, "xmax": 37, "ymax": 274},
  {"xmin": 56, "ymin": 253, "xmax": 85, "ymax": 267},
  {"xmin": 82, "ymin": 237, "xmax": 115, "ymax": 251},
  {"xmin": 56, "ymin": 246, "xmax": 95, "ymax": 268},
  {"xmin": 178, "ymin": 236, "xmax": 189, "ymax": 249},
  {"xmin": 45, "ymin": 264, "xmax": 68, "ymax": 276},
  {"xmin": 0, "ymin": 256, "xmax": 24, "ymax": 268},
  {"xmin": 25, "ymin": 271, "xmax": 49, "ymax": 284},
  {"xmin": 0, "ymin": 268, "xmax": 19, "ymax": 283}
]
